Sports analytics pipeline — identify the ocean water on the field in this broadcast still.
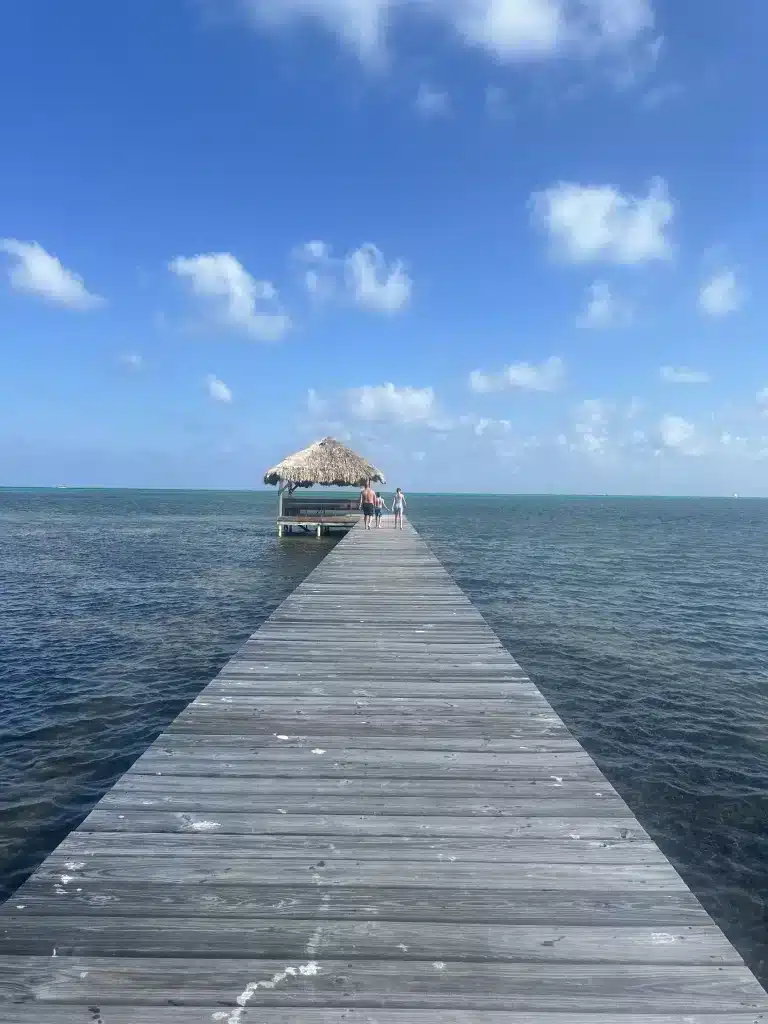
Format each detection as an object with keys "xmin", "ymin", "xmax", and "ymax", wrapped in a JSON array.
[{"xmin": 0, "ymin": 489, "xmax": 766, "ymax": 983}]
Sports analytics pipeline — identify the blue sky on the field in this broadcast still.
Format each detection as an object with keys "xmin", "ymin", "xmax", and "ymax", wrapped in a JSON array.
[{"xmin": 1, "ymin": 0, "xmax": 767, "ymax": 494}]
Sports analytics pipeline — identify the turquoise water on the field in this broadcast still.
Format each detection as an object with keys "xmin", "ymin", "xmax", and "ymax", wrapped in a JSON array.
[{"xmin": 1, "ymin": 489, "xmax": 766, "ymax": 982}]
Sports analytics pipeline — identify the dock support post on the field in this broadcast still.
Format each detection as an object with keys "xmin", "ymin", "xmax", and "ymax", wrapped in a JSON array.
[
  {"xmin": 317, "ymin": 524, "xmax": 322, "ymax": 538},
  {"xmin": 277, "ymin": 523, "xmax": 283, "ymax": 537}
]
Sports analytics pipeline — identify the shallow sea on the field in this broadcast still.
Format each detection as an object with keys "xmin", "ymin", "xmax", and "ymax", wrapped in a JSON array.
[{"xmin": 1, "ymin": 489, "xmax": 766, "ymax": 982}]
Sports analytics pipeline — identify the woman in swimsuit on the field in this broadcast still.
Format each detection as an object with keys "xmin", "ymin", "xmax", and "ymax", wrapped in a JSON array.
[{"xmin": 391, "ymin": 487, "xmax": 406, "ymax": 530}]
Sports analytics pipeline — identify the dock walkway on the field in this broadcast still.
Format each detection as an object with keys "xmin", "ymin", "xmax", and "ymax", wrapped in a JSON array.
[{"xmin": 1, "ymin": 523, "xmax": 767, "ymax": 1022}]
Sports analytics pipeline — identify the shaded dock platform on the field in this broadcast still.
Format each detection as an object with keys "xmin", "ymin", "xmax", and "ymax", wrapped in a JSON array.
[{"xmin": 1, "ymin": 523, "xmax": 767, "ymax": 1022}]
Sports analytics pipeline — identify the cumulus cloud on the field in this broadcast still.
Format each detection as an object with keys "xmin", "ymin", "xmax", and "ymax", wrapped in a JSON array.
[
  {"xmin": 233, "ymin": 0, "xmax": 391, "ymax": 63},
  {"xmin": 297, "ymin": 241, "xmax": 412, "ymax": 313},
  {"xmin": 698, "ymin": 269, "xmax": 743, "ymax": 317},
  {"xmin": 119, "ymin": 353, "xmax": 143, "ymax": 370},
  {"xmin": 658, "ymin": 414, "xmax": 701, "ymax": 455},
  {"xmin": 415, "ymin": 83, "xmax": 450, "ymax": 117},
  {"xmin": 347, "ymin": 382, "xmax": 435, "ymax": 423},
  {"xmin": 345, "ymin": 244, "xmax": 412, "ymax": 312},
  {"xmin": 472, "ymin": 416, "xmax": 512, "ymax": 437},
  {"xmin": 758, "ymin": 387, "xmax": 768, "ymax": 406},
  {"xmin": 451, "ymin": 0, "xmax": 654, "ymax": 60},
  {"xmin": 660, "ymin": 366, "xmax": 710, "ymax": 384},
  {"xmin": 170, "ymin": 251, "xmax": 291, "ymax": 341},
  {"xmin": 469, "ymin": 356, "xmax": 566, "ymax": 393},
  {"xmin": 0, "ymin": 239, "xmax": 103, "ymax": 310},
  {"xmin": 577, "ymin": 280, "xmax": 629, "ymax": 328},
  {"xmin": 531, "ymin": 177, "xmax": 674, "ymax": 264},
  {"xmin": 572, "ymin": 398, "xmax": 612, "ymax": 455},
  {"xmin": 296, "ymin": 240, "xmax": 331, "ymax": 261},
  {"xmin": 232, "ymin": 0, "xmax": 655, "ymax": 66},
  {"xmin": 206, "ymin": 374, "xmax": 233, "ymax": 403}
]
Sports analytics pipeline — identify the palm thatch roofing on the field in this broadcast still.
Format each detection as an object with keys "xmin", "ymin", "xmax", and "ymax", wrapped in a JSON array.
[{"xmin": 264, "ymin": 437, "xmax": 386, "ymax": 488}]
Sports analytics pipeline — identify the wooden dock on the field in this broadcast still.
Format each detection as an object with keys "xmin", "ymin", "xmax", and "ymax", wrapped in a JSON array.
[{"xmin": 1, "ymin": 522, "xmax": 767, "ymax": 1022}]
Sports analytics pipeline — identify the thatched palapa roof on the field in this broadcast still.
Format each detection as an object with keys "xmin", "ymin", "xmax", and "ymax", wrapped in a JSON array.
[{"xmin": 264, "ymin": 437, "xmax": 386, "ymax": 488}]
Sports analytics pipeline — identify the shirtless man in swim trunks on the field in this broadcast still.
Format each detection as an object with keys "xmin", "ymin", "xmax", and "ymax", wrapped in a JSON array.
[{"xmin": 359, "ymin": 480, "xmax": 377, "ymax": 530}]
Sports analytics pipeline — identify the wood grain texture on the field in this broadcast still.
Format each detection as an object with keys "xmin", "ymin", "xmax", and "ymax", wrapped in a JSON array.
[
  {"xmin": 1, "ymin": 521, "xmax": 766, "ymax": 1018},
  {"xmin": 0, "ymin": 918, "xmax": 741, "ymax": 963},
  {"xmin": 6, "ymin": 1011, "xmax": 768, "ymax": 1019},
  {"xmin": 5, "ymin": 1013, "xmax": 767, "ymax": 1024},
  {"xmin": 4, "ymin": 881, "xmax": 721, "ymax": 925},
  {"xmin": 0, "ymin": 957, "xmax": 766, "ymax": 1012}
]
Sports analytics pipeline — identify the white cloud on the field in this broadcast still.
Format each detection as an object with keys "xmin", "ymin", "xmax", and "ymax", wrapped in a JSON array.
[
  {"xmin": 0, "ymin": 239, "xmax": 103, "ymax": 310},
  {"xmin": 347, "ymin": 382, "xmax": 435, "ymax": 423},
  {"xmin": 345, "ymin": 244, "xmax": 412, "ymax": 312},
  {"xmin": 295, "ymin": 241, "xmax": 335, "ymax": 299},
  {"xmin": 757, "ymin": 387, "xmax": 768, "ymax": 406},
  {"xmin": 660, "ymin": 365, "xmax": 710, "ymax": 384},
  {"xmin": 305, "ymin": 267, "xmax": 336, "ymax": 300},
  {"xmin": 296, "ymin": 240, "xmax": 331, "ymax": 261},
  {"xmin": 120, "ymin": 353, "xmax": 143, "ymax": 370},
  {"xmin": 531, "ymin": 177, "xmax": 674, "ymax": 264},
  {"xmin": 573, "ymin": 398, "xmax": 611, "ymax": 455},
  {"xmin": 412, "ymin": 450, "xmax": 426, "ymax": 462},
  {"xmin": 415, "ymin": 83, "xmax": 450, "ymax": 117},
  {"xmin": 297, "ymin": 240, "xmax": 411, "ymax": 313},
  {"xmin": 658, "ymin": 414, "xmax": 701, "ymax": 455},
  {"xmin": 449, "ymin": 0, "xmax": 654, "ymax": 60},
  {"xmin": 206, "ymin": 374, "xmax": 233, "ymax": 403},
  {"xmin": 473, "ymin": 416, "xmax": 512, "ymax": 436},
  {"xmin": 469, "ymin": 356, "xmax": 565, "ymax": 393},
  {"xmin": 170, "ymin": 252, "xmax": 291, "ymax": 341},
  {"xmin": 698, "ymin": 269, "xmax": 743, "ymax": 317},
  {"xmin": 577, "ymin": 280, "xmax": 629, "ymax": 328},
  {"xmin": 234, "ymin": 0, "xmax": 391, "ymax": 63},
  {"xmin": 233, "ymin": 1, "xmax": 655, "ymax": 66}
]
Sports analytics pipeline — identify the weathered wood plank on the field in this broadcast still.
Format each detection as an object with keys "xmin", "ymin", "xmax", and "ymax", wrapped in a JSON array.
[
  {"xmin": 0, "ymin": 918, "xmax": 741, "ymax": 963},
  {"xmin": 78, "ymin": 810, "xmax": 645, "ymax": 838},
  {"xmin": 93, "ymin": 792, "xmax": 629, "ymax": 817},
  {"xmin": 6, "ymin": 881, "xmax": 715, "ymax": 925},
  {"xmin": 162, "ymin": 731, "xmax": 582, "ymax": 752},
  {"xmin": 100, "ymin": 775, "xmax": 622, "ymax": 800},
  {"xmin": 1, "ymin": 958, "xmax": 765, "ymax": 1012},
  {"xmin": 58, "ymin": 833, "xmax": 667, "ymax": 865},
  {"xmin": 5, "ymin": 1013, "xmax": 765, "ymax": 1024},
  {"xmin": 31, "ymin": 855, "xmax": 689, "ymax": 888}
]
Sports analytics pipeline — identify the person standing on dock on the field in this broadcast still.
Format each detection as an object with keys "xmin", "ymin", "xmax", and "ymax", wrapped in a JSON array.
[
  {"xmin": 374, "ymin": 492, "xmax": 385, "ymax": 528},
  {"xmin": 391, "ymin": 487, "xmax": 406, "ymax": 529},
  {"xmin": 359, "ymin": 479, "xmax": 377, "ymax": 530}
]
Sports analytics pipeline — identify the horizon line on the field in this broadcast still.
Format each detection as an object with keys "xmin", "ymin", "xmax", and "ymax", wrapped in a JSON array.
[{"xmin": 0, "ymin": 486, "xmax": 760, "ymax": 500}]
